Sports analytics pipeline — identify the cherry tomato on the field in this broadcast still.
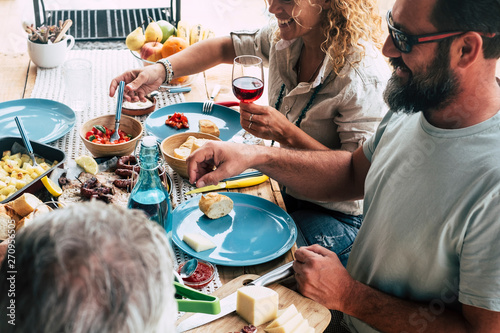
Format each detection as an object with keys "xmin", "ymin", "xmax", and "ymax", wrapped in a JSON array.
[{"xmin": 85, "ymin": 125, "xmax": 132, "ymax": 145}]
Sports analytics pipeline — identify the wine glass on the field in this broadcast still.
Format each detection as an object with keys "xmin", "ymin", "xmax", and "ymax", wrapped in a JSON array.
[{"xmin": 232, "ymin": 55, "xmax": 264, "ymax": 103}]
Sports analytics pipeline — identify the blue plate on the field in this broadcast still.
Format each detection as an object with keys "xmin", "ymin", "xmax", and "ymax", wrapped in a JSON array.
[
  {"xmin": 145, "ymin": 102, "xmax": 241, "ymax": 141},
  {"xmin": 0, "ymin": 98, "xmax": 76, "ymax": 143},
  {"xmin": 172, "ymin": 192, "xmax": 297, "ymax": 266}
]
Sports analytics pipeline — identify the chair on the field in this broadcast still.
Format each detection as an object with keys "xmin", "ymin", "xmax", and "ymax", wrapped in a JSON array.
[{"xmin": 31, "ymin": 0, "xmax": 181, "ymax": 41}]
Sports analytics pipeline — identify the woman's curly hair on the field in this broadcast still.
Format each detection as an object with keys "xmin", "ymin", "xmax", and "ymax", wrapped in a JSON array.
[{"xmin": 272, "ymin": 0, "xmax": 384, "ymax": 76}]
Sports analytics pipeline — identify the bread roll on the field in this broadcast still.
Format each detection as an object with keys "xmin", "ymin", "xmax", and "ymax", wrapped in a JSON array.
[
  {"xmin": 199, "ymin": 119, "xmax": 220, "ymax": 137},
  {"xmin": 199, "ymin": 193, "xmax": 233, "ymax": 219},
  {"xmin": 16, "ymin": 212, "xmax": 34, "ymax": 231},
  {"xmin": 0, "ymin": 205, "xmax": 13, "ymax": 240},
  {"xmin": 9, "ymin": 193, "xmax": 43, "ymax": 217}
]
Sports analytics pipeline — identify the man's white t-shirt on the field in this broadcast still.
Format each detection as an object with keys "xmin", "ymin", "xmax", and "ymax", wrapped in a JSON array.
[{"xmin": 345, "ymin": 110, "xmax": 500, "ymax": 332}]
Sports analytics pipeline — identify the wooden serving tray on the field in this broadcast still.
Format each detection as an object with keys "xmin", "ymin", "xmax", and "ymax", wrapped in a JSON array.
[{"xmin": 177, "ymin": 274, "xmax": 331, "ymax": 332}]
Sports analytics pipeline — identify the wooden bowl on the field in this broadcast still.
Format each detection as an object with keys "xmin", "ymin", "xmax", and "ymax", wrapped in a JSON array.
[
  {"xmin": 122, "ymin": 96, "xmax": 157, "ymax": 116},
  {"xmin": 160, "ymin": 132, "xmax": 221, "ymax": 178},
  {"xmin": 80, "ymin": 115, "xmax": 143, "ymax": 157}
]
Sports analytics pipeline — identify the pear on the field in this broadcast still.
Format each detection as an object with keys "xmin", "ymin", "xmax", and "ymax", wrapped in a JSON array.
[
  {"xmin": 145, "ymin": 18, "xmax": 163, "ymax": 43},
  {"xmin": 126, "ymin": 27, "xmax": 146, "ymax": 51}
]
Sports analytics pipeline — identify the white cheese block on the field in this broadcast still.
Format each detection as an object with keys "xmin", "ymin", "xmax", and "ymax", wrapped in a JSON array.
[
  {"xmin": 266, "ymin": 304, "xmax": 298, "ymax": 329},
  {"xmin": 265, "ymin": 312, "xmax": 303, "ymax": 333},
  {"xmin": 182, "ymin": 233, "xmax": 216, "ymax": 252},
  {"xmin": 236, "ymin": 286, "xmax": 279, "ymax": 326},
  {"xmin": 305, "ymin": 327, "xmax": 315, "ymax": 333}
]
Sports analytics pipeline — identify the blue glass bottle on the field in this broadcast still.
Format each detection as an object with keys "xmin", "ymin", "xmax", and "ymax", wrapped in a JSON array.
[{"xmin": 128, "ymin": 136, "xmax": 172, "ymax": 234}]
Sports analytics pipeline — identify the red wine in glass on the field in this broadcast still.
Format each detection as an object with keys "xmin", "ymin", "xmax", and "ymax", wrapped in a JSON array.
[{"xmin": 232, "ymin": 76, "xmax": 264, "ymax": 103}]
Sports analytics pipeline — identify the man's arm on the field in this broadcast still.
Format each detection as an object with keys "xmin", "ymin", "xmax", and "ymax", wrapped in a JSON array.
[
  {"xmin": 294, "ymin": 245, "xmax": 500, "ymax": 333},
  {"xmin": 187, "ymin": 142, "xmax": 370, "ymax": 202}
]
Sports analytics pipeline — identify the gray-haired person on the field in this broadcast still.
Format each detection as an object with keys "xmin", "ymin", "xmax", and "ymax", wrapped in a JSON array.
[{"xmin": 0, "ymin": 201, "xmax": 177, "ymax": 333}]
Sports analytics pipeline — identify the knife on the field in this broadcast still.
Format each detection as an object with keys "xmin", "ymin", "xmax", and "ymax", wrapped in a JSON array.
[
  {"xmin": 155, "ymin": 86, "xmax": 192, "ymax": 94},
  {"xmin": 185, "ymin": 175, "xmax": 269, "ymax": 195},
  {"xmin": 176, "ymin": 261, "xmax": 294, "ymax": 332},
  {"xmin": 222, "ymin": 170, "xmax": 263, "ymax": 182}
]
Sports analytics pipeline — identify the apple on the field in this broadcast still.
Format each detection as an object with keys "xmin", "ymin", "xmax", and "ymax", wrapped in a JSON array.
[
  {"xmin": 140, "ymin": 41, "xmax": 163, "ymax": 63},
  {"xmin": 157, "ymin": 20, "xmax": 176, "ymax": 43}
]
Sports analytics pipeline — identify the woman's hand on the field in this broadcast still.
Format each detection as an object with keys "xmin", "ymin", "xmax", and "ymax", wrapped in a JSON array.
[
  {"xmin": 239, "ymin": 102, "xmax": 294, "ymax": 144},
  {"xmin": 109, "ymin": 63, "xmax": 165, "ymax": 102}
]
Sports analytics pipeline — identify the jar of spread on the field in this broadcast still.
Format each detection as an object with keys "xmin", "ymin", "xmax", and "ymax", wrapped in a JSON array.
[{"xmin": 177, "ymin": 260, "xmax": 215, "ymax": 289}]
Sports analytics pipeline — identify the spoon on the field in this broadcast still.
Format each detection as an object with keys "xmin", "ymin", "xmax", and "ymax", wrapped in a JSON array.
[
  {"xmin": 53, "ymin": 19, "xmax": 73, "ymax": 44},
  {"xmin": 110, "ymin": 80, "xmax": 125, "ymax": 143},
  {"xmin": 179, "ymin": 258, "xmax": 199, "ymax": 279},
  {"xmin": 14, "ymin": 116, "xmax": 38, "ymax": 167}
]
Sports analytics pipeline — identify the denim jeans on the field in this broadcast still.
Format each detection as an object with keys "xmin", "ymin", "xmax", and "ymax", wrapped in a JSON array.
[{"xmin": 283, "ymin": 192, "xmax": 363, "ymax": 267}]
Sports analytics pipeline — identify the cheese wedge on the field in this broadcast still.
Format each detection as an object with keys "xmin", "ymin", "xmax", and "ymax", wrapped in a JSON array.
[
  {"xmin": 236, "ymin": 286, "xmax": 279, "ymax": 326},
  {"xmin": 265, "ymin": 312, "xmax": 303, "ymax": 333},
  {"xmin": 291, "ymin": 318, "xmax": 310, "ymax": 333},
  {"xmin": 182, "ymin": 233, "xmax": 216, "ymax": 252},
  {"xmin": 266, "ymin": 304, "xmax": 298, "ymax": 329}
]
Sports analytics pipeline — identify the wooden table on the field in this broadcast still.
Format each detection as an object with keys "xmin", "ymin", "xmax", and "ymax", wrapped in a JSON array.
[{"xmin": 0, "ymin": 51, "xmax": 295, "ymax": 285}]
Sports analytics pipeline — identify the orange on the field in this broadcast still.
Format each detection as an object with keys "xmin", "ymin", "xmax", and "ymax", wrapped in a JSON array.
[
  {"xmin": 170, "ymin": 76, "xmax": 189, "ymax": 85},
  {"xmin": 161, "ymin": 36, "xmax": 189, "ymax": 58}
]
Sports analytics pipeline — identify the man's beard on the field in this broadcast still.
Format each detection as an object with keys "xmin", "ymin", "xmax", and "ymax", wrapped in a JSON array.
[{"xmin": 383, "ymin": 44, "xmax": 460, "ymax": 115}]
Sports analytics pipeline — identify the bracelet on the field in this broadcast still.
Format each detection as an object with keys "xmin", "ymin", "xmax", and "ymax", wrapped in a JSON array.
[{"xmin": 156, "ymin": 58, "xmax": 174, "ymax": 85}]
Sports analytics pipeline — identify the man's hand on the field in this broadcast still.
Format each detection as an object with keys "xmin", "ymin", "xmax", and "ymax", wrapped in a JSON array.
[
  {"xmin": 293, "ymin": 244, "xmax": 355, "ymax": 310},
  {"xmin": 186, "ymin": 141, "xmax": 258, "ymax": 187},
  {"xmin": 109, "ymin": 63, "xmax": 165, "ymax": 102}
]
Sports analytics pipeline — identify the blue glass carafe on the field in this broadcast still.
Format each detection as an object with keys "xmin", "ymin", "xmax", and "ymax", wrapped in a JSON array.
[{"xmin": 127, "ymin": 136, "xmax": 172, "ymax": 234}]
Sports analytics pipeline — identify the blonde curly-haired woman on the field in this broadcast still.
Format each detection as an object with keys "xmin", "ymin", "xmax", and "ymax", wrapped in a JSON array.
[{"xmin": 111, "ymin": 0, "xmax": 390, "ymax": 267}]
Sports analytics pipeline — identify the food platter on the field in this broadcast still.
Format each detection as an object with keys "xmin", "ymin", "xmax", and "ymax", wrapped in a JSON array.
[
  {"xmin": 171, "ymin": 192, "xmax": 297, "ymax": 266},
  {"xmin": 145, "ymin": 102, "xmax": 242, "ymax": 142},
  {"xmin": 0, "ymin": 98, "xmax": 76, "ymax": 143}
]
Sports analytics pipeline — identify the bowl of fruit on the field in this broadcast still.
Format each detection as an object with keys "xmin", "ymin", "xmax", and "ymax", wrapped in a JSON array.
[{"xmin": 127, "ymin": 19, "xmax": 213, "ymax": 87}]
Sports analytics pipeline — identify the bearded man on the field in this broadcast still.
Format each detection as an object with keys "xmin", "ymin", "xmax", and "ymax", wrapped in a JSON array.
[{"xmin": 186, "ymin": 0, "xmax": 500, "ymax": 331}]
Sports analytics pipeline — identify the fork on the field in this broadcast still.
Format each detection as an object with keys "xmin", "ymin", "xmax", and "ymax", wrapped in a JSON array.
[
  {"xmin": 110, "ymin": 81, "xmax": 125, "ymax": 143},
  {"xmin": 202, "ymin": 84, "xmax": 221, "ymax": 114},
  {"xmin": 14, "ymin": 116, "xmax": 38, "ymax": 167}
]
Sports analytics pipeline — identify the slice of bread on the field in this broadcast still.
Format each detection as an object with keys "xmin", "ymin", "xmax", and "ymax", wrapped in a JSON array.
[
  {"xmin": 180, "ymin": 136, "xmax": 197, "ymax": 150},
  {"xmin": 199, "ymin": 192, "xmax": 233, "ymax": 219},
  {"xmin": 199, "ymin": 119, "xmax": 220, "ymax": 137},
  {"xmin": 190, "ymin": 138, "xmax": 209, "ymax": 154},
  {"xmin": 174, "ymin": 147, "xmax": 191, "ymax": 161},
  {"xmin": 9, "ymin": 193, "xmax": 43, "ymax": 217},
  {"xmin": 0, "ymin": 205, "xmax": 12, "ymax": 240}
]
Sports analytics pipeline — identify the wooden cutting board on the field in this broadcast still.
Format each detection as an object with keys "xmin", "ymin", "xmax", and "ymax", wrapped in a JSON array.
[{"xmin": 176, "ymin": 274, "xmax": 331, "ymax": 332}]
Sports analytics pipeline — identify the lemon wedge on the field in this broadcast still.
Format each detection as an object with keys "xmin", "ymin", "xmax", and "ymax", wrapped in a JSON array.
[
  {"xmin": 75, "ymin": 155, "xmax": 99, "ymax": 175},
  {"xmin": 41, "ymin": 176, "xmax": 63, "ymax": 197}
]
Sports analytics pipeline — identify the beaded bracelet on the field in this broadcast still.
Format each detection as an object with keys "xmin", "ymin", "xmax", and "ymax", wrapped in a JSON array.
[{"xmin": 156, "ymin": 58, "xmax": 174, "ymax": 85}]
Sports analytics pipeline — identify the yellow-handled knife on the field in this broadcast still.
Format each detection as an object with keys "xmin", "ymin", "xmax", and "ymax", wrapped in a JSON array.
[{"xmin": 185, "ymin": 175, "xmax": 269, "ymax": 195}]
